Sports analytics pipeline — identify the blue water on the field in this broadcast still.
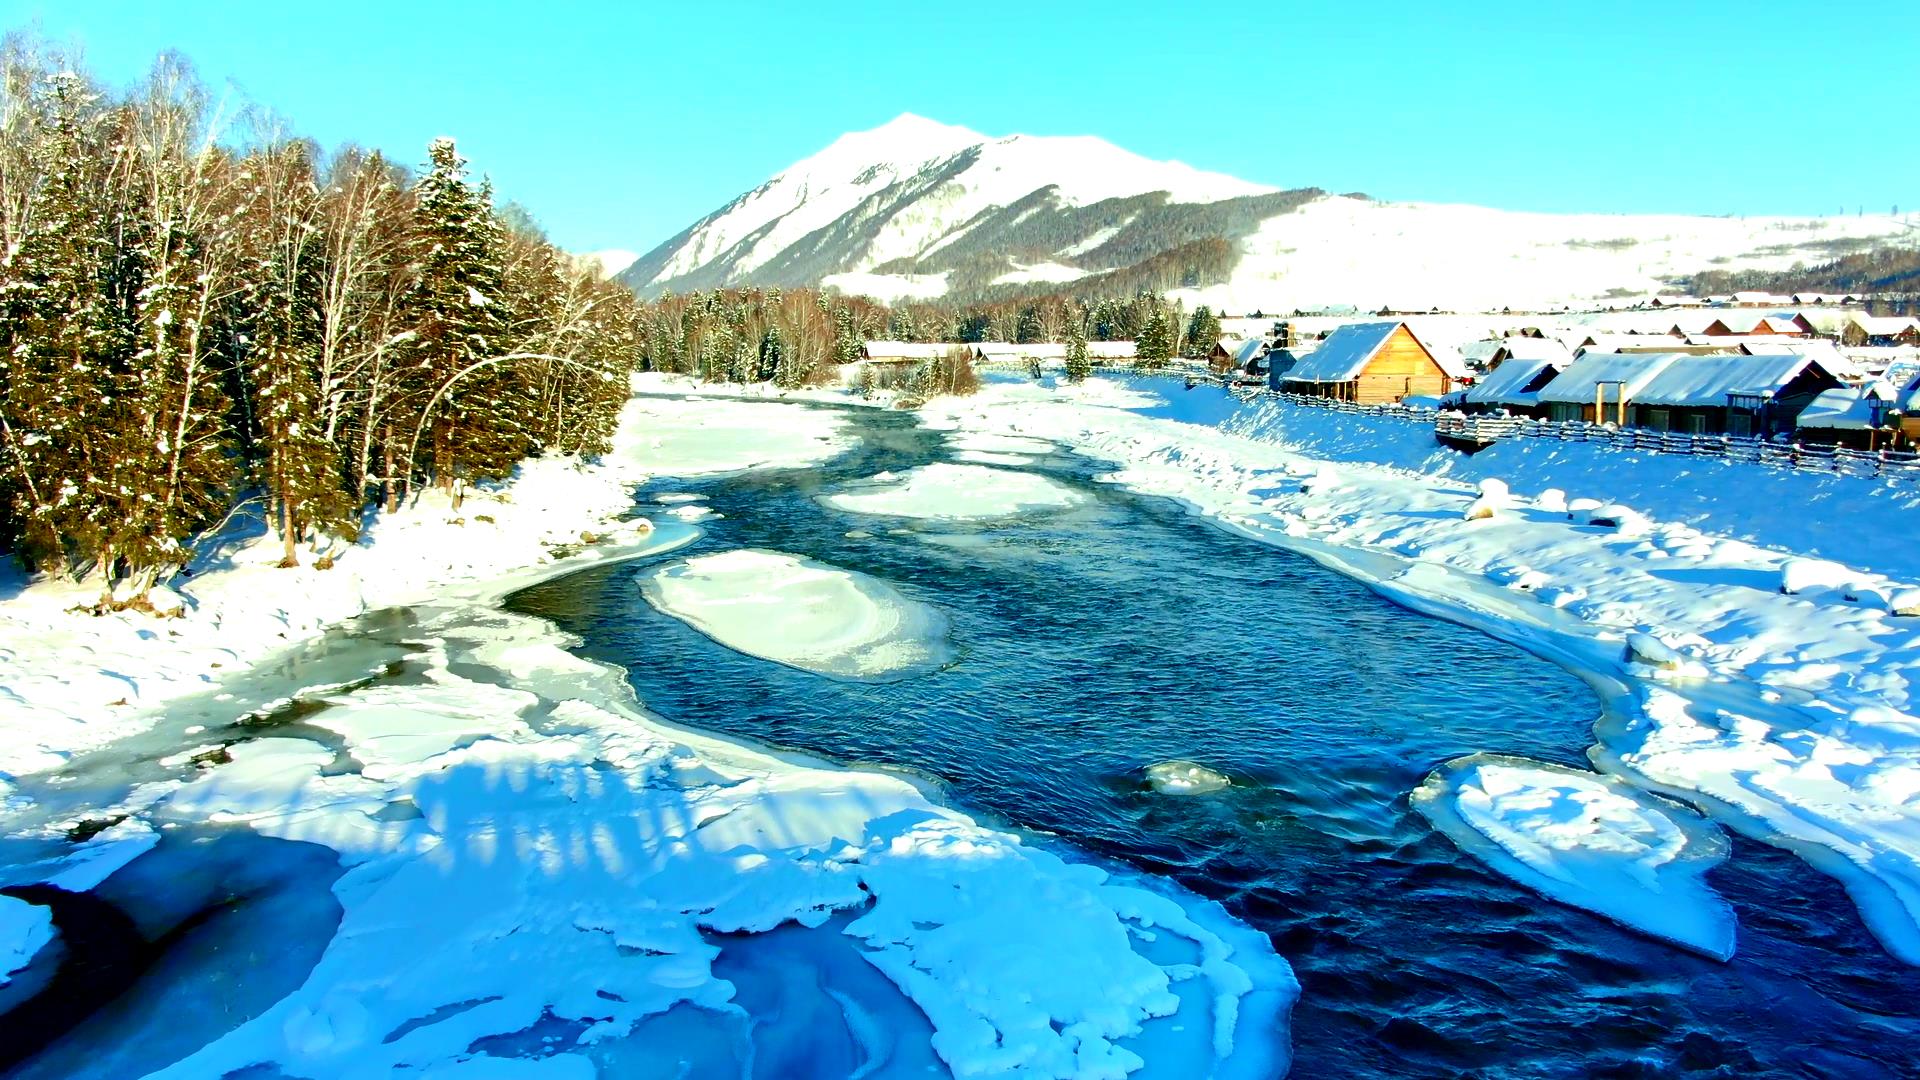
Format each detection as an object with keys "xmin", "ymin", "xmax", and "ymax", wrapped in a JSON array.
[{"xmin": 509, "ymin": 397, "xmax": 1920, "ymax": 1079}]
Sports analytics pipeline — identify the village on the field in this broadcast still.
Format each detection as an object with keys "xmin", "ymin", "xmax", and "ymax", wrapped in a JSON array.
[{"xmin": 863, "ymin": 296, "xmax": 1920, "ymax": 457}]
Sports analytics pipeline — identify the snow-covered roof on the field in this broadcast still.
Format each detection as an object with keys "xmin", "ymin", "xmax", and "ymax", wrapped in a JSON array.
[
  {"xmin": 1463, "ymin": 356, "xmax": 1561, "ymax": 406},
  {"xmin": 1281, "ymin": 321, "xmax": 1414, "ymax": 383},
  {"xmin": 1796, "ymin": 386, "xmax": 1888, "ymax": 431},
  {"xmin": 1536, "ymin": 352, "xmax": 1685, "ymax": 404},
  {"xmin": 1231, "ymin": 338, "xmax": 1266, "ymax": 366},
  {"xmin": 1491, "ymin": 337, "xmax": 1573, "ymax": 363},
  {"xmin": 1631, "ymin": 353, "xmax": 1833, "ymax": 408},
  {"xmin": 973, "ymin": 342, "xmax": 1068, "ymax": 360},
  {"xmin": 1578, "ymin": 334, "xmax": 1687, "ymax": 354},
  {"xmin": 1851, "ymin": 315, "xmax": 1920, "ymax": 336},
  {"xmin": 1087, "ymin": 340, "xmax": 1137, "ymax": 359},
  {"xmin": 864, "ymin": 341, "xmax": 956, "ymax": 361},
  {"xmin": 1738, "ymin": 339, "xmax": 1860, "ymax": 380}
]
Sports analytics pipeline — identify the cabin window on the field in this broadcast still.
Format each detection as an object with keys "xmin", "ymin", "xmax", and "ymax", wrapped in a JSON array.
[
  {"xmin": 1687, "ymin": 414, "xmax": 1707, "ymax": 435},
  {"xmin": 1645, "ymin": 409, "xmax": 1669, "ymax": 431},
  {"xmin": 1729, "ymin": 413, "xmax": 1752, "ymax": 437}
]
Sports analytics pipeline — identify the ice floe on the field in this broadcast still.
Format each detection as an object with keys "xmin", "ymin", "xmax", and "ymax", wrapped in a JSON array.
[
  {"xmin": 0, "ymin": 894, "xmax": 53, "ymax": 987},
  {"xmin": 1413, "ymin": 754, "xmax": 1736, "ymax": 959},
  {"xmin": 641, "ymin": 549, "xmax": 953, "ymax": 681},
  {"xmin": 823, "ymin": 462, "xmax": 1085, "ymax": 521},
  {"xmin": 1145, "ymin": 760, "xmax": 1232, "ymax": 795}
]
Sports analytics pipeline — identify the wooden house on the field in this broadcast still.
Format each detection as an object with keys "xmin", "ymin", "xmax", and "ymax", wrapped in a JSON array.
[
  {"xmin": 1842, "ymin": 316, "xmax": 1920, "ymax": 348},
  {"xmin": 1460, "ymin": 355, "xmax": 1562, "ymax": 415},
  {"xmin": 1278, "ymin": 322, "xmax": 1451, "ymax": 404},
  {"xmin": 1795, "ymin": 374, "xmax": 1918, "ymax": 449},
  {"xmin": 1535, "ymin": 352, "xmax": 1685, "ymax": 424},
  {"xmin": 1628, "ymin": 353, "xmax": 1842, "ymax": 436}
]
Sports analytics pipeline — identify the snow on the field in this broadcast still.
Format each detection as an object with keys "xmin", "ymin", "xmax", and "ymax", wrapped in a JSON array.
[
  {"xmin": 1536, "ymin": 351, "xmax": 1684, "ymax": 405},
  {"xmin": 824, "ymin": 462, "xmax": 1085, "ymax": 521},
  {"xmin": 646, "ymin": 114, "xmax": 1274, "ymax": 295},
  {"xmin": 1413, "ymin": 755, "xmax": 1736, "ymax": 959},
  {"xmin": 1171, "ymin": 194, "xmax": 1918, "ymax": 315},
  {"xmin": 75, "ymin": 578, "xmax": 1292, "ymax": 1079},
  {"xmin": 640, "ymin": 549, "xmax": 953, "ymax": 681},
  {"xmin": 0, "ymin": 893, "xmax": 54, "ymax": 987},
  {"xmin": 913, "ymin": 375, "xmax": 1920, "ymax": 965}
]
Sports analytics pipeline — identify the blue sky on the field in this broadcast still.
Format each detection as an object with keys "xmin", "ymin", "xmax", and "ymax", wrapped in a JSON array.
[{"xmin": 8, "ymin": 1, "xmax": 1916, "ymax": 254}]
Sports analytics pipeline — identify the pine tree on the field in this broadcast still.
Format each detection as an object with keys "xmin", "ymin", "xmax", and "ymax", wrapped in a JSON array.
[
  {"xmin": 399, "ymin": 137, "xmax": 520, "ymax": 505},
  {"xmin": 1064, "ymin": 321, "xmax": 1092, "ymax": 383},
  {"xmin": 234, "ymin": 139, "xmax": 356, "ymax": 567},
  {"xmin": 0, "ymin": 68, "xmax": 121, "ymax": 575},
  {"xmin": 1184, "ymin": 305, "xmax": 1221, "ymax": 358},
  {"xmin": 1138, "ymin": 306, "xmax": 1175, "ymax": 367}
]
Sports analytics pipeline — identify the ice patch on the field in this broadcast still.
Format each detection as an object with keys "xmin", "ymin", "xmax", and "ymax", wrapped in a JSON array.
[
  {"xmin": 641, "ymin": 549, "xmax": 953, "ymax": 681},
  {"xmin": 1145, "ymin": 760, "xmax": 1231, "ymax": 795},
  {"xmin": 1413, "ymin": 754, "xmax": 1736, "ymax": 959},
  {"xmin": 0, "ymin": 893, "xmax": 54, "ymax": 987},
  {"xmin": 823, "ymin": 463, "xmax": 1084, "ymax": 521}
]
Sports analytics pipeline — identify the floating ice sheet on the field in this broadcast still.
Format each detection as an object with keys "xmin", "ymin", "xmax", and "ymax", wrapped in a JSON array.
[
  {"xmin": 640, "ymin": 550, "xmax": 952, "ymax": 681},
  {"xmin": 822, "ymin": 463, "xmax": 1084, "ymax": 521},
  {"xmin": 1414, "ymin": 754, "xmax": 1736, "ymax": 959}
]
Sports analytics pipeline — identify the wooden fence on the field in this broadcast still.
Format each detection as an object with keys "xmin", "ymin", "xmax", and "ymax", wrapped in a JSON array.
[{"xmin": 1237, "ymin": 388, "xmax": 1920, "ymax": 483}]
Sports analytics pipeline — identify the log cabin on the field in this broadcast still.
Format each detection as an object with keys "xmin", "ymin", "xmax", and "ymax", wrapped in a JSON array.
[
  {"xmin": 1628, "ymin": 353, "xmax": 1842, "ymax": 436},
  {"xmin": 1278, "ymin": 322, "xmax": 1451, "ymax": 404}
]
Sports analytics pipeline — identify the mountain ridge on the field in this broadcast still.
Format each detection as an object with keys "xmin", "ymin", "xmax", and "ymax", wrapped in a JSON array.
[{"xmin": 619, "ymin": 116, "xmax": 1920, "ymax": 311}]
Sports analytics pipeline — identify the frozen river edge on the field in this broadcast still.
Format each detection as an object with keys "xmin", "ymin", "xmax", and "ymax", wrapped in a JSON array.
[{"xmin": 0, "ymin": 389, "xmax": 1298, "ymax": 1078}]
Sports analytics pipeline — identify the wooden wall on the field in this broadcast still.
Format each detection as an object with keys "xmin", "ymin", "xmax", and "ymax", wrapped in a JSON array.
[{"xmin": 1352, "ymin": 326, "xmax": 1449, "ymax": 404}]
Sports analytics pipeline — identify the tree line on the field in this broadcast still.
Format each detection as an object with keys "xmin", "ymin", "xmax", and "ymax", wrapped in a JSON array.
[
  {"xmin": 0, "ymin": 38, "xmax": 638, "ymax": 603},
  {"xmin": 630, "ymin": 287, "xmax": 1227, "ymax": 387}
]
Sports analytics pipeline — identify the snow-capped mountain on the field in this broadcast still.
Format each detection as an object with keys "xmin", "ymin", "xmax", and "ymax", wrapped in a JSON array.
[{"xmin": 620, "ymin": 114, "xmax": 1920, "ymax": 311}]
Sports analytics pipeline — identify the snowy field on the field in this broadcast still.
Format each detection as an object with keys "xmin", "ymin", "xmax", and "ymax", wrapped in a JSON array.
[
  {"xmin": 0, "ymin": 383, "xmax": 1298, "ymax": 1077},
  {"xmin": 920, "ymin": 375, "xmax": 1920, "ymax": 965}
]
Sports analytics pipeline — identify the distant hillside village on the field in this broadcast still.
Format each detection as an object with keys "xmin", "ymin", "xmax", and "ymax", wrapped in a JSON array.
[{"xmin": 867, "ymin": 297, "xmax": 1920, "ymax": 453}]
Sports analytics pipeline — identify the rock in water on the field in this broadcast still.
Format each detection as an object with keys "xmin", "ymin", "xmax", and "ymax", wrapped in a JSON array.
[{"xmin": 1146, "ymin": 760, "xmax": 1231, "ymax": 795}]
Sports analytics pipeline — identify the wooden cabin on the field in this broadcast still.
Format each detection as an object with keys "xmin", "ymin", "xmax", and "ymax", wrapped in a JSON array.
[
  {"xmin": 1842, "ymin": 316, "xmax": 1920, "ymax": 348},
  {"xmin": 1535, "ymin": 352, "xmax": 1686, "ymax": 424},
  {"xmin": 1278, "ymin": 322, "xmax": 1450, "ymax": 404},
  {"xmin": 1628, "ymin": 353, "xmax": 1842, "ymax": 436}
]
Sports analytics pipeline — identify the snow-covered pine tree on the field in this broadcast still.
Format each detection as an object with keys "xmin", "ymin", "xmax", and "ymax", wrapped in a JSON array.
[
  {"xmin": 0, "ymin": 66, "xmax": 121, "ymax": 575},
  {"xmin": 1184, "ymin": 305, "xmax": 1221, "ymax": 358},
  {"xmin": 398, "ymin": 137, "xmax": 521, "ymax": 505},
  {"xmin": 234, "ymin": 138, "xmax": 356, "ymax": 567},
  {"xmin": 1064, "ymin": 321, "xmax": 1092, "ymax": 383},
  {"xmin": 1137, "ymin": 305, "xmax": 1174, "ymax": 368}
]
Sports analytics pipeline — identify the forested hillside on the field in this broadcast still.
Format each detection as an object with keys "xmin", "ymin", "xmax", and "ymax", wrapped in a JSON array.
[
  {"xmin": 1682, "ymin": 245, "xmax": 1920, "ymax": 314},
  {"xmin": 0, "ymin": 36, "xmax": 640, "ymax": 603}
]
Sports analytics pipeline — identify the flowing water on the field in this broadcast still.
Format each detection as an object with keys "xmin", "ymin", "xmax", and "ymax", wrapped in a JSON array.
[{"xmin": 507, "ymin": 393, "xmax": 1920, "ymax": 1079}]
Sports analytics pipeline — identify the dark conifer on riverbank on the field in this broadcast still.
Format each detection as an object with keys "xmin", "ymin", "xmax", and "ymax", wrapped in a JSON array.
[{"xmin": 0, "ymin": 36, "xmax": 638, "ymax": 599}]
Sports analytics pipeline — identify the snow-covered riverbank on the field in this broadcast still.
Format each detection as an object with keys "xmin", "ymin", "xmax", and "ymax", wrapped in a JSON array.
[
  {"xmin": 0, "ymin": 385, "xmax": 1298, "ymax": 1078},
  {"xmin": 920, "ymin": 376, "xmax": 1920, "ymax": 964},
  {"xmin": 0, "ymin": 392, "xmax": 853, "ymax": 781}
]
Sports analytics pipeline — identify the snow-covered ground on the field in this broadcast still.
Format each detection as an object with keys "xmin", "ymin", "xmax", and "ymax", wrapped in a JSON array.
[
  {"xmin": 918, "ymin": 376, "xmax": 1920, "ymax": 965},
  {"xmin": 641, "ymin": 549, "xmax": 953, "ymax": 681},
  {"xmin": 0, "ymin": 382, "xmax": 1298, "ymax": 1077}
]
